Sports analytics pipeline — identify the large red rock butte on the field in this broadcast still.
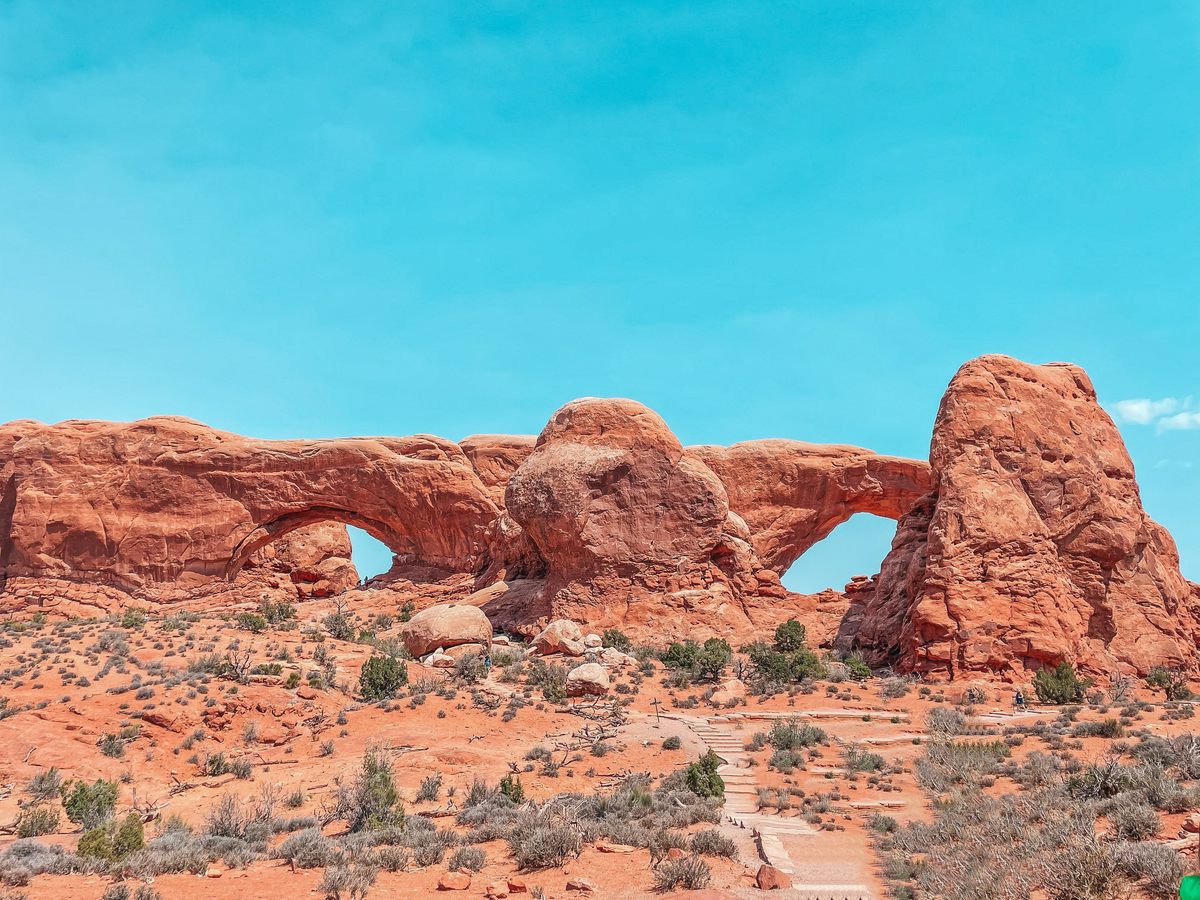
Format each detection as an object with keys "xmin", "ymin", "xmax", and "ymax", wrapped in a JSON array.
[
  {"xmin": 2, "ymin": 355, "xmax": 1195, "ymax": 679},
  {"xmin": 838, "ymin": 355, "xmax": 1200, "ymax": 679}
]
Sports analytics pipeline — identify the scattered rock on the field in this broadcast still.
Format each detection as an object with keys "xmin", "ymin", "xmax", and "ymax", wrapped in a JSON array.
[
  {"xmin": 755, "ymin": 865, "xmax": 791, "ymax": 890},
  {"xmin": 584, "ymin": 633, "xmax": 602, "ymax": 648},
  {"xmin": 438, "ymin": 871, "xmax": 471, "ymax": 890},
  {"xmin": 531, "ymin": 619, "xmax": 586, "ymax": 656},
  {"xmin": 566, "ymin": 662, "xmax": 610, "ymax": 696},
  {"xmin": 565, "ymin": 877, "xmax": 596, "ymax": 892}
]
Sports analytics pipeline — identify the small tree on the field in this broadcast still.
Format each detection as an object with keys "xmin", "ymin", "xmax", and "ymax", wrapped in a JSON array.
[
  {"xmin": 77, "ymin": 812, "xmax": 144, "ymax": 861},
  {"xmin": 359, "ymin": 655, "xmax": 407, "ymax": 701},
  {"xmin": 1146, "ymin": 666, "xmax": 1193, "ymax": 701},
  {"xmin": 1034, "ymin": 662, "xmax": 1090, "ymax": 705},
  {"xmin": 685, "ymin": 750, "xmax": 725, "ymax": 799},
  {"xmin": 61, "ymin": 778, "xmax": 118, "ymax": 829},
  {"xmin": 774, "ymin": 619, "xmax": 807, "ymax": 651}
]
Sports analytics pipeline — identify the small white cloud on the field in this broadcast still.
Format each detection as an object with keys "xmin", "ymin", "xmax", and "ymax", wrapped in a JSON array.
[
  {"xmin": 1112, "ymin": 398, "xmax": 1180, "ymax": 424},
  {"xmin": 1158, "ymin": 411, "xmax": 1200, "ymax": 431}
]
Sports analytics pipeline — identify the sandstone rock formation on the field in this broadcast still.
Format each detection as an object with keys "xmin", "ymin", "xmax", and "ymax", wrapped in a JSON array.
[
  {"xmin": 0, "ymin": 416, "xmax": 498, "ymax": 593},
  {"xmin": 840, "ymin": 355, "xmax": 1200, "ymax": 678},
  {"xmin": 247, "ymin": 521, "xmax": 360, "ymax": 597},
  {"xmin": 401, "ymin": 603, "xmax": 493, "ymax": 658},
  {"xmin": 689, "ymin": 441, "xmax": 931, "ymax": 574}
]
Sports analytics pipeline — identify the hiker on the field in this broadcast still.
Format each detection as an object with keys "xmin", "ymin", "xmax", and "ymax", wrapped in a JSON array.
[
  {"xmin": 483, "ymin": 652, "xmax": 493, "ymax": 675},
  {"xmin": 1014, "ymin": 688, "xmax": 1026, "ymax": 710}
]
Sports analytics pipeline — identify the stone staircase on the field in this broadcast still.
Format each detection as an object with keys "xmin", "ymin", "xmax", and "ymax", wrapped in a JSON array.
[{"xmin": 665, "ymin": 714, "xmax": 872, "ymax": 899}]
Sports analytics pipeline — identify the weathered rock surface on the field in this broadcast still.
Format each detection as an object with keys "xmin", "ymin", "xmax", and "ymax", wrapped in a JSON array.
[
  {"xmin": 565, "ymin": 662, "xmax": 610, "ymax": 696},
  {"xmin": 247, "ymin": 521, "xmax": 360, "ymax": 596},
  {"xmin": 840, "ymin": 355, "xmax": 1200, "ymax": 678},
  {"xmin": 530, "ymin": 619, "xmax": 586, "ymax": 656},
  {"xmin": 0, "ymin": 416, "xmax": 498, "ymax": 593},
  {"xmin": 689, "ymin": 440, "xmax": 931, "ymax": 574},
  {"xmin": 402, "ymin": 603, "xmax": 493, "ymax": 658}
]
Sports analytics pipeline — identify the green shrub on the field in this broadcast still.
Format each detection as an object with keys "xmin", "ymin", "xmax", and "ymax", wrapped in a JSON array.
[
  {"xmin": 662, "ymin": 735, "xmax": 682, "ymax": 751},
  {"xmin": 235, "ymin": 612, "xmax": 267, "ymax": 633},
  {"xmin": 359, "ymin": 655, "xmax": 407, "ymax": 701},
  {"xmin": 773, "ymin": 619, "xmax": 807, "ymax": 651},
  {"xmin": 684, "ymin": 750, "xmax": 725, "ymax": 799},
  {"xmin": 843, "ymin": 653, "xmax": 872, "ymax": 680},
  {"xmin": 61, "ymin": 778, "xmax": 118, "ymax": 829},
  {"xmin": 77, "ymin": 813, "xmax": 144, "ymax": 861},
  {"xmin": 653, "ymin": 855, "xmax": 711, "ymax": 891},
  {"xmin": 119, "ymin": 609, "xmax": 147, "ymax": 629},
  {"xmin": 1034, "ymin": 662, "xmax": 1091, "ymax": 705},
  {"xmin": 499, "ymin": 774, "xmax": 525, "ymax": 805}
]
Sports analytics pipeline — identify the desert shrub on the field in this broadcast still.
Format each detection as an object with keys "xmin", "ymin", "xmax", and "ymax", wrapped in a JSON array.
[
  {"xmin": 684, "ymin": 751, "xmax": 724, "ymax": 799},
  {"xmin": 661, "ymin": 735, "xmax": 682, "ymax": 751},
  {"xmin": 1034, "ymin": 662, "xmax": 1090, "ymax": 705},
  {"xmin": 416, "ymin": 774, "xmax": 442, "ymax": 803},
  {"xmin": 98, "ymin": 733, "xmax": 126, "ymax": 758},
  {"xmin": 448, "ymin": 846, "xmax": 485, "ymax": 871},
  {"xmin": 258, "ymin": 599, "xmax": 296, "ymax": 625},
  {"xmin": 526, "ymin": 661, "xmax": 568, "ymax": 702},
  {"xmin": 15, "ymin": 807, "xmax": 59, "ymax": 838},
  {"xmin": 842, "ymin": 653, "xmax": 872, "ymax": 680},
  {"xmin": 653, "ymin": 854, "xmax": 711, "ymax": 891},
  {"xmin": 915, "ymin": 741, "xmax": 1010, "ymax": 793},
  {"xmin": 773, "ymin": 618, "xmax": 807, "ymax": 651},
  {"xmin": 120, "ymin": 609, "xmax": 147, "ymax": 629},
  {"xmin": 77, "ymin": 813, "xmax": 145, "ymax": 861},
  {"xmin": 1039, "ymin": 834, "xmax": 1126, "ymax": 900},
  {"xmin": 927, "ymin": 706, "xmax": 965, "ymax": 736},
  {"xmin": 317, "ymin": 863, "xmax": 377, "ymax": 900},
  {"xmin": 742, "ymin": 641, "xmax": 824, "ymax": 685},
  {"xmin": 25, "ymin": 768, "xmax": 62, "ymax": 803},
  {"xmin": 880, "ymin": 677, "xmax": 912, "ymax": 700},
  {"xmin": 768, "ymin": 749, "xmax": 804, "ymax": 773},
  {"xmin": 234, "ymin": 612, "xmax": 267, "ymax": 633},
  {"xmin": 332, "ymin": 747, "xmax": 404, "ymax": 832},
  {"xmin": 1073, "ymin": 718, "xmax": 1125, "ymax": 739},
  {"xmin": 768, "ymin": 720, "xmax": 825, "ymax": 750},
  {"xmin": 661, "ymin": 639, "xmax": 731, "ymax": 682},
  {"xmin": 507, "ymin": 816, "xmax": 582, "ymax": 870},
  {"xmin": 1107, "ymin": 797, "xmax": 1161, "ymax": 841},
  {"xmin": 272, "ymin": 828, "xmax": 341, "ymax": 869},
  {"xmin": 323, "ymin": 613, "xmax": 355, "ymax": 642},
  {"xmin": 1067, "ymin": 759, "xmax": 1133, "ymax": 800},
  {"xmin": 61, "ymin": 778, "xmax": 118, "ymax": 829},
  {"xmin": 1112, "ymin": 841, "xmax": 1184, "ymax": 899},
  {"xmin": 689, "ymin": 828, "xmax": 736, "ymax": 857},
  {"xmin": 359, "ymin": 655, "xmax": 407, "ymax": 701},
  {"xmin": 602, "ymin": 629, "xmax": 632, "ymax": 653},
  {"xmin": 845, "ymin": 747, "xmax": 886, "ymax": 773},
  {"xmin": 498, "ymin": 774, "xmax": 525, "ymax": 805}
]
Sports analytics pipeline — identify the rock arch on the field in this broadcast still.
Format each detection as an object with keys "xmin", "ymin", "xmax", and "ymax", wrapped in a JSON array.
[
  {"xmin": 0, "ymin": 416, "xmax": 500, "ymax": 592},
  {"xmin": 687, "ymin": 440, "xmax": 932, "ymax": 575}
]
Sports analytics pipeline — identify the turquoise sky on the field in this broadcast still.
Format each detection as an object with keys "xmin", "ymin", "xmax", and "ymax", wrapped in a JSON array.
[{"xmin": 1, "ymin": 2, "xmax": 1197, "ymax": 586}]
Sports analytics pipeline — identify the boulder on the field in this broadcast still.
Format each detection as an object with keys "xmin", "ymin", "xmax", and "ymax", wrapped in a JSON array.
[
  {"xmin": 709, "ymin": 678, "xmax": 746, "ymax": 706},
  {"xmin": 584, "ymin": 633, "xmax": 602, "ymax": 649},
  {"xmin": 566, "ymin": 662, "xmax": 610, "ymax": 697},
  {"xmin": 531, "ymin": 619, "xmax": 586, "ymax": 656},
  {"xmin": 401, "ymin": 604, "xmax": 492, "ymax": 658},
  {"xmin": 438, "ymin": 871, "xmax": 471, "ymax": 891},
  {"xmin": 755, "ymin": 865, "xmax": 791, "ymax": 890}
]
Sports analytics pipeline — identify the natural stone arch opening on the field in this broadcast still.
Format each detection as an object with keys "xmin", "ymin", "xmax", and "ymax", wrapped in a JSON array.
[
  {"xmin": 778, "ymin": 511, "xmax": 896, "ymax": 594},
  {"xmin": 226, "ymin": 505, "xmax": 403, "ymax": 580}
]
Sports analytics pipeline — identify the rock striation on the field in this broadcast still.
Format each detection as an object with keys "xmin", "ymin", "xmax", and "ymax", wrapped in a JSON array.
[{"xmin": 839, "ymin": 355, "xmax": 1200, "ymax": 678}]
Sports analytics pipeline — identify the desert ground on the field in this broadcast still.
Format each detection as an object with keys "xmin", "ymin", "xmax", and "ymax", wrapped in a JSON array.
[{"xmin": 0, "ymin": 592, "xmax": 1196, "ymax": 900}]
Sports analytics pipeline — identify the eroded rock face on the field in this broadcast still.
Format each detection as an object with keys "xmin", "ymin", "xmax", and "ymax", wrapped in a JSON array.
[
  {"xmin": 0, "ymin": 416, "xmax": 498, "ymax": 593},
  {"xmin": 247, "ymin": 521, "xmax": 360, "ymax": 596},
  {"xmin": 504, "ymin": 398, "xmax": 767, "ymax": 630},
  {"xmin": 689, "ymin": 440, "xmax": 931, "ymax": 574},
  {"xmin": 841, "ymin": 355, "xmax": 1200, "ymax": 678}
]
